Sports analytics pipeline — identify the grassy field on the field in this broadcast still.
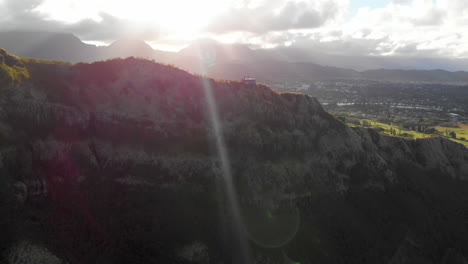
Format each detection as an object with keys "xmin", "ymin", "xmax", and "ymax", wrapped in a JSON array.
[
  {"xmin": 347, "ymin": 118, "xmax": 468, "ymax": 147},
  {"xmin": 435, "ymin": 123, "xmax": 468, "ymax": 140}
]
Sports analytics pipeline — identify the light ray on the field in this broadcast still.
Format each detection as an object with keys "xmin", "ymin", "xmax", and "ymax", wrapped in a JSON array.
[{"xmin": 199, "ymin": 47, "xmax": 251, "ymax": 263}]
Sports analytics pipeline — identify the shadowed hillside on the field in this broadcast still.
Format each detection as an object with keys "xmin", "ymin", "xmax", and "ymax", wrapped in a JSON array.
[{"xmin": 1, "ymin": 48, "xmax": 468, "ymax": 264}]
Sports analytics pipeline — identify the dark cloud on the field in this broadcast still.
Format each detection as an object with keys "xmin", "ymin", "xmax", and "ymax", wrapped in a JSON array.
[
  {"xmin": 69, "ymin": 13, "xmax": 160, "ymax": 42},
  {"xmin": 394, "ymin": 43, "xmax": 418, "ymax": 54},
  {"xmin": 267, "ymin": 36, "xmax": 468, "ymax": 71},
  {"xmin": 294, "ymin": 36, "xmax": 392, "ymax": 56},
  {"xmin": 5, "ymin": 0, "xmax": 42, "ymax": 11},
  {"xmin": 205, "ymin": 0, "xmax": 344, "ymax": 34},
  {"xmin": 410, "ymin": 7, "xmax": 446, "ymax": 26},
  {"xmin": 0, "ymin": 0, "xmax": 63, "ymax": 31},
  {"xmin": 263, "ymin": 29, "xmax": 460, "ymax": 65}
]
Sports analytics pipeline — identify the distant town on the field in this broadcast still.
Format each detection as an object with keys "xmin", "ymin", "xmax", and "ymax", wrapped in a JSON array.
[{"xmin": 272, "ymin": 79, "xmax": 468, "ymax": 146}]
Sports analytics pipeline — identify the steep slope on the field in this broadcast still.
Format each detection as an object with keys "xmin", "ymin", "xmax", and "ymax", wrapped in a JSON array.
[{"xmin": 0, "ymin": 48, "xmax": 468, "ymax": 264}]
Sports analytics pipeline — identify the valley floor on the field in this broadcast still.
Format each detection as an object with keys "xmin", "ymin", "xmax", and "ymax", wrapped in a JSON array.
[{"xmin": 339, "ymin": 116, "xmax": 468, "ymax": 147}]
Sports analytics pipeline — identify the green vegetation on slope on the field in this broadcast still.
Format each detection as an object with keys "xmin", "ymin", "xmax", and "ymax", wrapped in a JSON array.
[
  {"xmin": 0, "ymin": 48, "xmax": 72, "ymax": 84},
  {"xmin": 344, "ymin": 117, "xmax": 468, "ymax": 147},
  {"xmin": 0, "ymin": 50, "xmax": 30, "ymax": 83},
  {"xmin": 0, "ymin": 64, "xmax": 29, "ymax": 83}
]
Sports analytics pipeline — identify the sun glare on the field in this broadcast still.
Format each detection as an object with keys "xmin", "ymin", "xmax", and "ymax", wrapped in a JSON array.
[
  {"xmin": 127, "ymin": 0, "xmax": 224, "ymax": 33},
  {"xmin": 37, "ymin": 0, "xmax": 225, "ymax": 36}
]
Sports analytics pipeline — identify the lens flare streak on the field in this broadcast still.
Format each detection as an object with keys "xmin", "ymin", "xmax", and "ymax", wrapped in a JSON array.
[{"xmin": 201, "ymin": 76, "xmax": 251, "ymax": 263}]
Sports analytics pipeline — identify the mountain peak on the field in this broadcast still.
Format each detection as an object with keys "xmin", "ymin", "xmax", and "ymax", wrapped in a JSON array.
[
  {"xmin": 109, "ymin": 38, "xmax": 153, "ymax": 50},
  {"xmin": 105, "ymin": 38, "xmax": 156, "ymax": 59}
]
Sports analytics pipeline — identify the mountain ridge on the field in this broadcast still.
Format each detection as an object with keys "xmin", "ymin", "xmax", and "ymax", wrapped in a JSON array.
[
  {"xmin": 2, "ymin": 31, "xmax": 468, "ymax": 84},
  {"xmin": 1, "ymin": 48, "xmax": 468, "ymax": 263}
]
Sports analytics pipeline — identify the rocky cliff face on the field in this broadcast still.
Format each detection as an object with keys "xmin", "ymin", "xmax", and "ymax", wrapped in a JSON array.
[{"xmin": 1, "ymin": 48, "xmax": 468, "ymax": 264}]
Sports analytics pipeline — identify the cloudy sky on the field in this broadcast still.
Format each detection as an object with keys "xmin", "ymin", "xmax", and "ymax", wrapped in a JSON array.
[{"xmin": 0, "ymin": 0, "xmax": 467, "ymax": 59}]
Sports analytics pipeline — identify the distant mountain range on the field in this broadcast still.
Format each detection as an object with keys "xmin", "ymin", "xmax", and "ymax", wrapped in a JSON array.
[
  {"xmin": 0, "ymin": 31, "xmax": 174, "ymax": 63},
  {"xmin": 2, "ymin": 31, "xmax": 468, "ymax": 84}
]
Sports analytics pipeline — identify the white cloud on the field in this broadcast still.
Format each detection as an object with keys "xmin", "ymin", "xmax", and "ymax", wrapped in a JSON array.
[
  {"xmin": 0, "ymin": 0, "xmax": 468, "ymax": 62},
  {"xmin": 198, "ymin": 0, "xmax": 467, "ymax": 60},
  {"xmin": 298, "ymin": 0, "xmax": 468, "ymax": 58},
  {"xmin": 204, "ymin": 0, "xmax": 350, "ymax": 33}
]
